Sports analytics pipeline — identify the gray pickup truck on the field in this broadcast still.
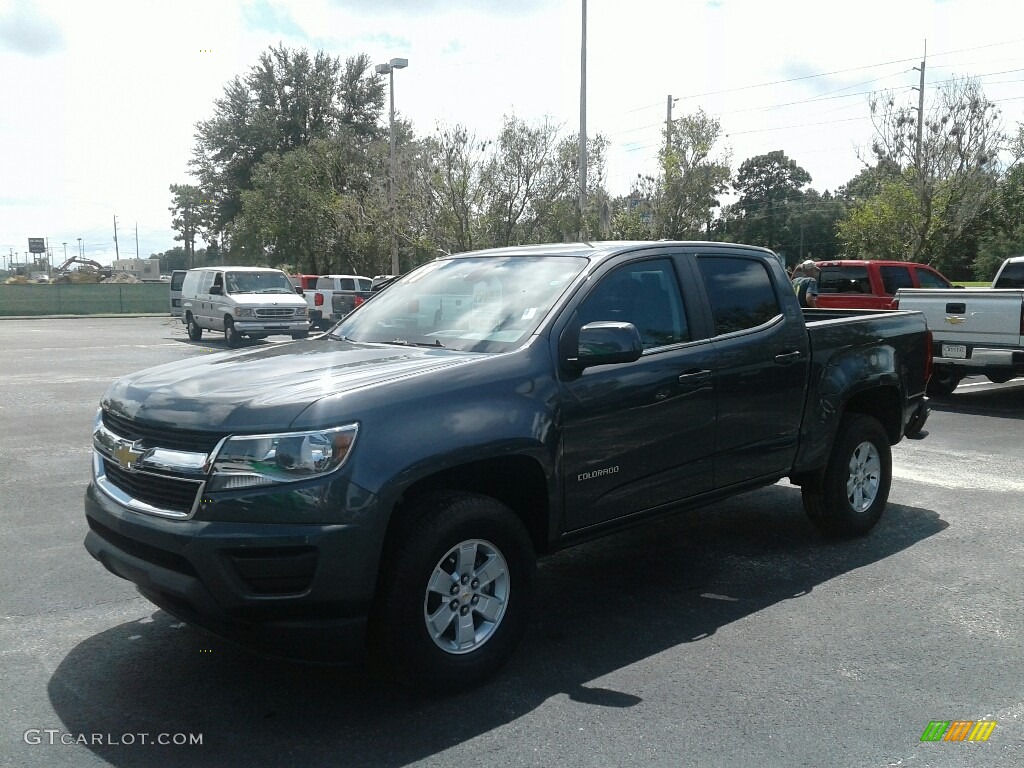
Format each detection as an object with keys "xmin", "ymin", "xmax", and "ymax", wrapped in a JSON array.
[
  {"xmin": 895, "ymin": 255, "xmax": 1024, "ymax": 394},
  {"xmin": 85, "ymin": 241, "xmax": 931, "ymax": 689}
]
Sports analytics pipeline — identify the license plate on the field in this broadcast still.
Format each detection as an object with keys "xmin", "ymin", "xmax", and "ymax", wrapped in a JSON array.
[{"xmin": 942, "ymin": 343, "xmax": 967, "ymax": 359}]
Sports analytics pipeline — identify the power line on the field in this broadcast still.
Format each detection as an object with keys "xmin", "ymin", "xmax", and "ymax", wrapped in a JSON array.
[{"xmin": 618, "ymin": 37, "xmax": 1024, "ymax": 114}]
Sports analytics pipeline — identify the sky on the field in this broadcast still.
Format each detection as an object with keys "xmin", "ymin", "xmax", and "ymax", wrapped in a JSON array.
[{"xmin": 1, "ymin": 0, "xmax": 1022, "ymax": 268}]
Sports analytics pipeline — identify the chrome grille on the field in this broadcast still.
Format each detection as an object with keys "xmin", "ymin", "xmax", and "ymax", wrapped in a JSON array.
[
  {"xmin": 254, "ymin": 307, "xmax": 295, "ymax": 318},
  {"xmin": 102, "ymin": 459, "xmax": 201, "ymax": 515},
  {"xmin": 102, "ymin": 410, "xmax": 225, "ymax": 453}
]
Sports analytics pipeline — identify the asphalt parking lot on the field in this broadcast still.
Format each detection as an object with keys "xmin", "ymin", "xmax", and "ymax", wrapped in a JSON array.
[{"xmin": 3, "ymin": 317, "xmax": 1024, "ymax": 768}]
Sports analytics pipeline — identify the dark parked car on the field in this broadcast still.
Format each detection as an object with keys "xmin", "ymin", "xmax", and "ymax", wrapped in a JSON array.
[{"xmin": 85, "ymin": 241, "xmax": 931, "ymax": 689}]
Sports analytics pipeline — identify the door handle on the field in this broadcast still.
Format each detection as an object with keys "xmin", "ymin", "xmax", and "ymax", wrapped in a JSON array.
[
  {"xmin": 678, "ymin": 369, "xmax": 712, "ymax": 385},
  {"xmin": 774, "ymin": 350, "xmax": 802, "ymax": 365}
]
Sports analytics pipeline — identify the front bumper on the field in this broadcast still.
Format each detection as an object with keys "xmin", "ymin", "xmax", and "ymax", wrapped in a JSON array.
[
  {"xmin": 233, "ymin": 320, "xmax": 310, "ymax": 333},
  {"xmin": 83, "ymin": 482, "xmax": 374, "ymax": 660}
]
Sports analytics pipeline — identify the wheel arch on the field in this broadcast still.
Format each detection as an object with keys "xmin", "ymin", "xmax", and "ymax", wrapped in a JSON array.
[{"xmin": 385, "ymin": 454, "xmax": 551, "ymax": 558}]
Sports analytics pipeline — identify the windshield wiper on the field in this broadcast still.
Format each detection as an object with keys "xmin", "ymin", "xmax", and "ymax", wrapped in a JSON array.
[{"xmin": 383, "ymin": 338, "xmax": 446, "ymax": 348}]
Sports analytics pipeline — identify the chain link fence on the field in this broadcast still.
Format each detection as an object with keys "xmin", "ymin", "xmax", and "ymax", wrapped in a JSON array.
[{"xmin": 0, "ymin": 284, "xmax": 169, "ymax": 316}]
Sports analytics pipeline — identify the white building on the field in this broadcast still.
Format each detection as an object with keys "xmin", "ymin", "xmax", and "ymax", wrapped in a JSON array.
[{"xmin": 113, "ymin": 258, "xmax": 161, "ymax": 281}]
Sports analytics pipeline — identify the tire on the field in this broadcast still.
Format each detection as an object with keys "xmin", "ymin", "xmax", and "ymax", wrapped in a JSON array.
[
  {"xmin": 927, "ymin": 367, "xmax": 960, "ymax": 396},
  {"xmin": 224, "ymin": 317, "xmax": 242, "ymax": 348},
  {"xmin": 291, "ymin": 331, "xmax": 309, "ymax": 340},
  {"xmin": 986, "ymin": 372, "xmax": 1013, "ymax": 384},
  {"xmin": 186, "ymin": 313, "xmax": 202, "ymax": 341},
  {"xmin": 370, "ymin": 491, "xmax": 535, "ymax": 691},
  {"xmin": 248, "ymin": 334, "xmax": 268, "ymax": 341},
  {"xmin": 904, "ymin": 404, "xmax": 928, "ymax": 438},
  {"xmin": 802, "ymin": 414, "xmax": 892, "ymax": 538}
]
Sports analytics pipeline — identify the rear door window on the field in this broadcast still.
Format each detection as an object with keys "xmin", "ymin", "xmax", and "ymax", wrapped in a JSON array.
[
  {"xmin": 170, "ymin": 272, "xmax": 186, "ymax": 290},
  {"xmin": 879, "ymin": 266, "xmax": 913, "ymax": 295},
  {"xmin": 339, "ymin": 278, "xmax": 356, "ymax": 291},
  {"xmin": 697, "ymin": 256, "xmax": 780, "ymax": 336},
  {"xmin": 818, "ymin": 266, "xmax": 871, "ymax": 295}
]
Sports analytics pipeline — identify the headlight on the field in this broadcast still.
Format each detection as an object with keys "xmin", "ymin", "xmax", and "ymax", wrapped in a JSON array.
[
  {"xmin": 234, "ymin": 307, "xmax": 255, "ymax": 317},
  {"xmin": 296, "ymin": 306, "xmax": 307, "ymax": 317},
  {"xmin": 207, "ymin": 424, "xmax": 358, "ymax": 491}
]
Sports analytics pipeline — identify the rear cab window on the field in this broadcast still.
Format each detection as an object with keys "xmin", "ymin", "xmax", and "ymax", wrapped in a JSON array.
[
  {"xmin": 995, "ymin": 261, "xmax": 1024, "ymax": 288},
  {"xmin": 819, "ymin": 265, "xmax": 871, "ymax": 295}
]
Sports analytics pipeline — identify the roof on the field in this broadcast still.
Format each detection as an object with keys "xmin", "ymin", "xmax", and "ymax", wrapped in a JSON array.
[
  {"xmin": 186, "ymin": 266, "xmax": 286, "ymax": 273},
  {"xmin": 814, "ymin": 260, "xmax": 938, "ymax": 268},
  {"xmin": 445, "ymin": 240, "xmax": 777, "ymax": 261}
]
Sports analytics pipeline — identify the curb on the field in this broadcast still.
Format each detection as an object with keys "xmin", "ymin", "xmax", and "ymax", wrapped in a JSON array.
[{"xmin": 0, "ymin": 314, "xmax": 173, "ymax": 320}]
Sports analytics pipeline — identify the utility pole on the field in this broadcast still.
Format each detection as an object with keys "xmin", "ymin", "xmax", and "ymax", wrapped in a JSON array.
[
  {"xmin": 666, "ymin": 94, "xmax": 678, "ymax": 154},
  {"xmin": 913, "ymin": 40, "xmax": 927, "ymax": 172},
  {"xmin": 578, "ymin": 0, "xmax": 588, "ymax": 242},
  {"xmin": 113, "ymin": 215, "xmax": 120, "ymax": 260},
  {"xmin": 134, "ymin": 222, "xmax": 139, "ymax": 259}
]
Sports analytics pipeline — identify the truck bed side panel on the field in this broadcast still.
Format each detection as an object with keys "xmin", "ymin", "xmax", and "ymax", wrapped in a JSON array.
[{"xmin": 792, "ymin": 309, "xmax": 929, "ymax": 474}]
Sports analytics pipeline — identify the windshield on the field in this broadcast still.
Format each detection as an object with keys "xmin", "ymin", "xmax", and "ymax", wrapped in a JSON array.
[
  {"xmin": 225, "ymin": 270, "xmax": 295, "ymax": 295},
  {"xmin": 333, "ymin": 256, "xmax": 588, "ymax": 353}
]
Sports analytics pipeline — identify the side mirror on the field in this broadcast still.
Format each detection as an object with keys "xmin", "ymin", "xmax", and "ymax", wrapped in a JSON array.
[
  {"xmin": 296, "ymin": 286, "xmax": 304, "ymax": 294},
  {"xmin": 571, "ymin": 322, "xmax": 643, "ymax": 370},
  {"xmin": 209, "ymin": 285, "xmax": 222, "ymax": 295}
]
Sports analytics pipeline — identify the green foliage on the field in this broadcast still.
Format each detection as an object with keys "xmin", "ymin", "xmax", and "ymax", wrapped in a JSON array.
[
  {"xmin": 190, "ymin": 44, "xmax": 385, "ymax": 246},
  {"xmin": 657, "ymin": 109, "xmax": 732, "ymax": 239},
  {"xmin": 728, "ymin": 150, "xmax": 813, "ymax": 257},
  {"xmin": 168, "ymin": 184, "xmax": 211, "ymax": 268},
  {"xmin": 838, "ymin": 177, "xmax": 920, "ymax": 260}
]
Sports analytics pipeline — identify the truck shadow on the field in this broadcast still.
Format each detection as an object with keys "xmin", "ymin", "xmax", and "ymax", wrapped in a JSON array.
[
  {"xmin": 928, "ymin": 378, "xmax": 1024, "ymax": 420},
  {"xmin": 48, "ymin": 485, "xmax": 945, "ymax": 767}
]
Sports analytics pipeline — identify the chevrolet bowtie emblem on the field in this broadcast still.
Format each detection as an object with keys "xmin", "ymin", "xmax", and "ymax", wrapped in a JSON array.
[
  {"xmin": 945, "ymin": 316, "xmax": 966, "ymax": 325},
  {"xmin": 113, "ymin": 441, "xmax": 145, "ymax": 471}
]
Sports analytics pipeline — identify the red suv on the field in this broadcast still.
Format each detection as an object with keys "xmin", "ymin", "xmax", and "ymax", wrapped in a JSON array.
[{"xmin": 812, "ymin": 260, "xmax": 953, "ymax": 310}]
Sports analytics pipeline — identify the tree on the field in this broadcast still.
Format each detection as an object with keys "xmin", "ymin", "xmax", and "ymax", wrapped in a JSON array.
[
  {"xmin": 190, "ymin": 45, "xmax": 385, "ymax": 246},
  {"xmin": 152, "ymin": 247, "xmax": 187, "ymax": 272},
  {"xmin": 168, "ymin": 184, "xmax": 209, "ymax": 268},
  {"xmin": 658, "ymin": 109, "xmax": 731, "ymax": 238},
  {"xmin": 478, "ymin": 116, "xmax": 576, "ymax": 247},
  {"xmin": 235, "ymin": 135, "xmax": 390, "ymax": 275},
  {"xmin": 841, "ymin": 77, "xmax": 1007, "ymax": 272},
  {"xmin": 731, "ymin": 150, "xmax": 812, "ymax": 254}
]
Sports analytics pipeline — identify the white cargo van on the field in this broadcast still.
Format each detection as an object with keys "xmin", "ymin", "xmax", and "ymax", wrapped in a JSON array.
[
  {"xmin": 169, "ymin": 270, "xmax": 187, "ymax": 317},
  {"xmin": 179, "ymin": 266, "xmax": 309, "ymax": 347}
]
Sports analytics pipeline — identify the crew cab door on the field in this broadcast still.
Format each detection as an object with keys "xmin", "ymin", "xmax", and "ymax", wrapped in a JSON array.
[
  {"xmin": 694, "ymin": 254, "xmax": 810, "ymax": 487},
  {"xmin": 558, "ymin": 255, "xmax": 717, "ymax": 531}
]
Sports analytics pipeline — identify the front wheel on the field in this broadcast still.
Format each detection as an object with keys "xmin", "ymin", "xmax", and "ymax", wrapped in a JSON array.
[
  {"xmin": 224, "ymin": 317, "xmax": 242, "ymax": 348},
  {"xmin": 802, "ymin": 414, "xmax": 892, "ymax": 538},
  {"xmin": 370, "ymin": 492, "xmax": 535, "ymax": 691},
  {"xmin": 186, "ymin": 313, "xmax": 202, "ymax": 341},
  {"xmin": 291, "ymin": 331, "xmax": 309, "ymax": 340}
]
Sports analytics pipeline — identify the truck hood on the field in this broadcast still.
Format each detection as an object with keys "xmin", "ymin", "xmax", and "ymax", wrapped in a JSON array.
[
  {"xmin": 227, "ymin": 293, "xmax": 307, "ymax": 308},
  {"xmin": 102, "ymin": 339, "xmax": 480, "ymax": 432}
]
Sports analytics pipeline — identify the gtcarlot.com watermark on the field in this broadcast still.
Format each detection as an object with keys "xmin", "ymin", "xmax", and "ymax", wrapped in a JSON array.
[{"xmin": 24, "ymin": 729, "xmax": 202, "ymax": 746}]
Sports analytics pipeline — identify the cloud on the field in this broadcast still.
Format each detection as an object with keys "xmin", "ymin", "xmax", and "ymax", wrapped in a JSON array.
[
  {"xmin": 328, "ymin": 0, "xmax": 551, "ymax": 16},
  {"xmin": 241, "ymin": 0, "xmax": 310, "ymax": 39},
  {"xmin": 0, "ymin": 0, "xmax": 65, "ymax": 56}
]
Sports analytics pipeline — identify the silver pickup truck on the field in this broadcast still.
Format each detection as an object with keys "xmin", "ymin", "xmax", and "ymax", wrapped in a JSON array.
[{"xmin": 895, "ymin": 260, "xmax": 1024, "ymax": 395}]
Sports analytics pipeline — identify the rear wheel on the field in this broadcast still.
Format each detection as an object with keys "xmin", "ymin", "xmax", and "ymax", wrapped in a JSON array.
[
  {"xmin": 370, "ymin": 492, "xmax": 535, "ymax": 691},
  {"xmin": 224, "ymin": 317, "xmax": 242, "ymax": 348},
  {"xmin": 927, "ymin": 367, "xmax": 961, "ymax": 396},
  {"xmin": 802, "ymin": 414, "xmax": 892, "ymax": 538},
  {"xmin": 291, "ymin": 331, "xmax": 309, "ymax": 340},
  {"xmin": 986, "ymin": 372, "xmax": 1013, "ymax": 384},
  {"xmin": 186, "ymin": 313, "xmax": 202, "ymax": 341}
]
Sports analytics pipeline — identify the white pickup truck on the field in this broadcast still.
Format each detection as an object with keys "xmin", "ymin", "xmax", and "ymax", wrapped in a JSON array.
[
  {"xmin": 895, "ymin": 256, "xmax": 1024, "ymax": 395},
  {"xmin": 304, "ymin": 274, "xmax": 372, "ymax": 330}
]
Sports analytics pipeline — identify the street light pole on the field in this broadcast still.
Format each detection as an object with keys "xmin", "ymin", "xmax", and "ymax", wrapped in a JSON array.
[
  {"xmin": 375, "ymin": 57, "xmax": 408, "ymax": 276},
  {"xmin": 579, "ymin": 0, "xmax": 587, "ymax": 242}
]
